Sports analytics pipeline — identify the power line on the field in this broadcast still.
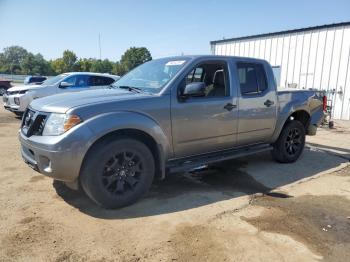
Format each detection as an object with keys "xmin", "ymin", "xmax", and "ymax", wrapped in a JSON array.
[{"xmin": 98, "ymin": 33, "xmax": 102, "ymax": 60}]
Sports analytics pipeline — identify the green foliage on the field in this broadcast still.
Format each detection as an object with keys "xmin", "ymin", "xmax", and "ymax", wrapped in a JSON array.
[
  {"xmin": 22, "ymin": 53, "xmax": 53, "ymax": 75},
  {"xmin": 112, "ymin": 62, "xmax": 128, "ymax": 76},
  {"xmin": 0, "ymin": 45, "xmax": 152, "ymax": 76},
  {"xmin": 50, "ymin": 50, "xmax": 79, "ymax": 74},
  {"xmin": 50, "ymin": 58, "xmax": 65, "ymax": 74},
  {"xmin": 0, "ymin": 46, "xmax": 29, "ymax": 74},
  {"xmin": 62, "ymin": 50, "xmax": 78, "ymax": 72},
  {"xmin": 90, "ymin": 59, "xmax": 114, "ymax": 73},
  {"xmin": 120, "ymin": 47, "xmax": 152, "ymax": 72},
  {"xmin": 77, "ymin": 58, "xmax": 93, "ymax": 72}
]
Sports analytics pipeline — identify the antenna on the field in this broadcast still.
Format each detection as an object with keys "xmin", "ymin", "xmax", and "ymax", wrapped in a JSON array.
[{"xmin": 98, "ymin": 33, "xmax": 102, "ymax": 60}]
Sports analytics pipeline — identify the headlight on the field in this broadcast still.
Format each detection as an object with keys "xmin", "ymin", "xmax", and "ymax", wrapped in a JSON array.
[
  {"xmin": 14, "ymin": 97, "xmax": 20, "ymax": 105},
  {"xmin": 42, "ymin": 113, "xmax": 82, "ymax": 136}
]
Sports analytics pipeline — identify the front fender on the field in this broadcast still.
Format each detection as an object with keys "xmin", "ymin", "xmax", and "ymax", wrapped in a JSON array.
[{"xmin": 83, "ymin": 111, "xmax": 172, "ymax": 161}]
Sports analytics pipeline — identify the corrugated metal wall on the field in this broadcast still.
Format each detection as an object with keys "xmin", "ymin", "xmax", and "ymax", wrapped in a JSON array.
[{"xmin": 211, "ymin": 25, "xmax": 350, "ymax": 120}]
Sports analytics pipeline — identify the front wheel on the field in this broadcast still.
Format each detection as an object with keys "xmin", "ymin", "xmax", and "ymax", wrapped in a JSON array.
[
  {"xmin": 0, "ymin": 87, "xmax": 6, "ymax": 96},
  {"xmin": 271, "ymin": 120, "xmax": 305, "ymax": 163},
  {"xmin": 14, "ymin": 112, "xmax": 23, "ymax": 117},
  {"xmin": 80, "ymin": 138, "xmax": 155, "ymax": 209}
]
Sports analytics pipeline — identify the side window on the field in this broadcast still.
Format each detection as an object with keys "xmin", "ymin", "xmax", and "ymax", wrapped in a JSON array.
[
  {"xmin": 103, "ymin": 77, "xmax": 115, "ymax": 85},
  {"xmin": 75, "ymin": 75, "xmax": 88, "ymax": 87},
  {"xmin": 29, "ymin": 77, "xmax": 38, "ymax": 83},
  {"xmin": 237, "ymin": 63, "xmax": 268, "ymax": 95},
  {"xmin": 32, "ymin": 77, "xmax": 45, "ymax": 83},
  {"xmin": 255, "ymin": 64, "xmax": 267, "ymax": 92},
  {"xmin": 183, "ymin": 62, "xmax": 229, "ymax": 98},
  {"xmin": 89, "ymin": 76, "xmax": 113, "ymax": 86},
  {"xmin": 63, "ymin": 75, "xmax": 88, "ymax": 88},
  {"xmin": 64, "ymin": 76, "xmax": 77, "ymax": 86},
  {"xmin": 186, "ymin": 67, "xmax": 204, "ymax": 84}
]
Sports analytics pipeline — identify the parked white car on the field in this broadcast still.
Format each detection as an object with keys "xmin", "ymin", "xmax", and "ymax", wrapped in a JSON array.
[{"xmin": 3, "ymin": 72, "xmax": 119, "ymax": 115}]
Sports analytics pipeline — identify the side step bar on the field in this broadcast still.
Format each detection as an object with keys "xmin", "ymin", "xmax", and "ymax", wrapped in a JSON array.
[{"xmin": 167, "ymin": 144, "xmax": 273, "ymax": 174}]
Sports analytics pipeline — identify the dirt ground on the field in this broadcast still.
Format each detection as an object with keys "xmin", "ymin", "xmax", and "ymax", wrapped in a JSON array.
[{"xmin": 0, "ymin": 106, "xmax": 349, "ymax": 262}]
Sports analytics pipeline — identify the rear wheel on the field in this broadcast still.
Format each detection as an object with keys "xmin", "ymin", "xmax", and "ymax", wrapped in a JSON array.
[
  {"xmin": 271, "ymin": 120, "xmax": 305, "ymax": 163},
  {"xmin": 80, "ymin": 138, "xmax": 155, "ymax": 209}
]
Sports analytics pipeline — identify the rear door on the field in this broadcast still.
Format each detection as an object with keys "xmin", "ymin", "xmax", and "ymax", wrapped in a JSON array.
[{"xmin": 236, "ymin": 61, "xmax": 277, "ymax": 145}]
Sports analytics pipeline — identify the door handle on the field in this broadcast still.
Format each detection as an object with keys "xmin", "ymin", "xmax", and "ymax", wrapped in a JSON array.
[
  {"xmin": 224, "ymin": 103, "xmax": 237, "ymax": 111},
  {"xmin": 264, "ymin": 99, "xmax": 274, "ymax": 107}
]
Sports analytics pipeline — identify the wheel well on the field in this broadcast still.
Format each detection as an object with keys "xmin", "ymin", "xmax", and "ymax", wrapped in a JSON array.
[
  {"xmin": 289, "ymin": 110, "xmax": 310, "ymax": 130},
  {"xmin": 82, "ymin": 129, "xmax": 162, "ymax": 179}
]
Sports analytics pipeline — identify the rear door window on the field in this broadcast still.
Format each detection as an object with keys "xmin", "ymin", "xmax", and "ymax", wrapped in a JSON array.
[
  {"xmin": 89, "ymin": 76, "xmax": 115, "ymax": 86},
  {"xmin": 237, "ymin": 62, "xmax": 268, "ymax": 95},
  {"xmin": 102, "ymin": 77, "xmax": 115, "ymax": 85}
]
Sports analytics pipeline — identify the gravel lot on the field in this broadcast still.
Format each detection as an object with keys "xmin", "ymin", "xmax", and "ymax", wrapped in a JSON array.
[{"xmin": 0, "ymin": 106, "xmax": 349, "ymax": 262}]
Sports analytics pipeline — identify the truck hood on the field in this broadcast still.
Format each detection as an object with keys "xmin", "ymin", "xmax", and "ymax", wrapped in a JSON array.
[
  {"xmin": 30, "ymin": 88, "xmax": 151, "ymax": 113},
  {"xmin": 7, "ymin": 84, "xmax": 45, "ymax": 92}
]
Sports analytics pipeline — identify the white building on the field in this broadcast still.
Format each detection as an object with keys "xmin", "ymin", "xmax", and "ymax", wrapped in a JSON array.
[{"xmin": 210, "ymin": 22, "xmax": 350, "ymax": 120}]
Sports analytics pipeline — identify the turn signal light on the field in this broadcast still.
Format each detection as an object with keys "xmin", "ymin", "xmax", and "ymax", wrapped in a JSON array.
[{"xmin": 63, "ymin": 115, "xmax": 82, "ymax": 132}]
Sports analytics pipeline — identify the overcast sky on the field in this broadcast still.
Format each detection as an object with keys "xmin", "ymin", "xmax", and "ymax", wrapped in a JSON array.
[{"xmin": 1, "ymin": 0, "xmax": 350, "ymax": 61}]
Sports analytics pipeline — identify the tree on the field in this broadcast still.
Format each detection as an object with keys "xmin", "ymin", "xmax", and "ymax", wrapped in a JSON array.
[
  {"xmin": 77, "ymin": 58, "xmax": 93, "ymax": 72},
  {"xmin": 21, "ymin": 53, "xmax": 36, "ymax": 74},
  {"xmin": 0, "ymin": 46, "xmax": 28, "ymax": 74},
  {"xmin": 112, "ymin": 61, "xmax": 127, "ymax": 76},
  {"xmin": 62, "ymin": 50, "xmax": 78, "ymax": 72},
  {"xmin": 90, "ymin": 59, "xmax": 114, "ymax": 73},
  {"xmin": 0, "ymin": 45, "xmax": 152, "ymax": 76},
  {"xmin": 120, "ymin": 47, "xmax": 152, "ymax": 71},
  {"xmin": 21, "ymin": 53, "xmax": 49, "ymax": 75},
  {"xmin": 50, "ymin": 58, "xmax": 65, "ymax": 74},
  {"xmin": 50, "ymin": 50, "xmax": 79, "ymax": 74}
]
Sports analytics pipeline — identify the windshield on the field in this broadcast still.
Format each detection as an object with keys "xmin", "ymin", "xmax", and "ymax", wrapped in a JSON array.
[
  {"xmin": 42, "ymin": 74, "xmax": 68, "ymax": 85},
  {"xmin": 112, "ymin": 58, "xmax": 189, "ymax": 93}
]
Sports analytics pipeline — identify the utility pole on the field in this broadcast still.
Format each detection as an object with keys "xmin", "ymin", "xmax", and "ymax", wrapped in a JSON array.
[{"xmin": 98, "ymin": 33, "xmax": 102, "ymax": 60}]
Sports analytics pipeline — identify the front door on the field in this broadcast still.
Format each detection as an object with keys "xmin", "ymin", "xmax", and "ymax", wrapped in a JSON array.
[{"xmin": 171, "ymin": 60, "xmax": 238, "ymax": 158}]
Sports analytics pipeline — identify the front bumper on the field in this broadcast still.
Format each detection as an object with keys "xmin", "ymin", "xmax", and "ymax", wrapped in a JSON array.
[
  {"xmin": 4, "ymin": 105, "xmax": 22, "ymax": 113},
  {"xmin": 3, "ymin": 94, "xmax": 29, "ymax": 113},
  {"xmin": 19, "ymin": 124, "xmax": 93, "ymax": 182}
]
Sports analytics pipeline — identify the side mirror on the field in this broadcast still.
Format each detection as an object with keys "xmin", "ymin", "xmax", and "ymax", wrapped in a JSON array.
[
  {"xmin": 59, "ymin": 81, "xmax": 73, "ymax": 88},
  {"xmin": 182, "ymin": 82, "xmax": 206, "ymax": 98}
]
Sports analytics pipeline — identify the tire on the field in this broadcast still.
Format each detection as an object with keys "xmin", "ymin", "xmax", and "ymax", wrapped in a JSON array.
[
  {"xmin": 0, "ymin": 87, "xmax": 6, "ymax": 96},
  {"xmin": 271, "ymin": 120, "xmax": 305, "ymax": 163},
  {"xmin": 80, "ymin": 138, "xmax": 155, "ymax": 209}
]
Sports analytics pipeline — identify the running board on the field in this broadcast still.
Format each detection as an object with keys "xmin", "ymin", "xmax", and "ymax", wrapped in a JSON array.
[{"xmin": 167, "ymin": 144, "xmax": 273, "ymax": 173}]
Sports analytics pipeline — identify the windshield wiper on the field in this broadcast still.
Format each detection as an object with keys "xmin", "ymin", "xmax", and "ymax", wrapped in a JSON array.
[{"xmin": 115, "ymin": 85, "xmax": 142, "ymax": 93}]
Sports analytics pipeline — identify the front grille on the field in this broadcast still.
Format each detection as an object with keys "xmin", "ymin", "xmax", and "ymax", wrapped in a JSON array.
[
  {"xmin": 7, "ymin": 90, "xmax": 27, "ymax": 95},
  {"xmin": 22, "ymin": 109, "xmax": 47, "ymax": 137}
]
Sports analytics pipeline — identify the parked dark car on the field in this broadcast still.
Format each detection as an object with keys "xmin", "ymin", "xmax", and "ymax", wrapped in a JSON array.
[
  {"xmin": 24, "ymin": 76, "xmax": 47, "ymax": 85},
  {"xmin": 0, "ymin": 80, "xmax": 12, "ymax": 96}
]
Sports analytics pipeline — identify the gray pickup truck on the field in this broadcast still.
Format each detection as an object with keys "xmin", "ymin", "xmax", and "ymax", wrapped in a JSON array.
[{"xmin": 19, "ymin": 56, "xmax": 324, "ymax": 208}]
